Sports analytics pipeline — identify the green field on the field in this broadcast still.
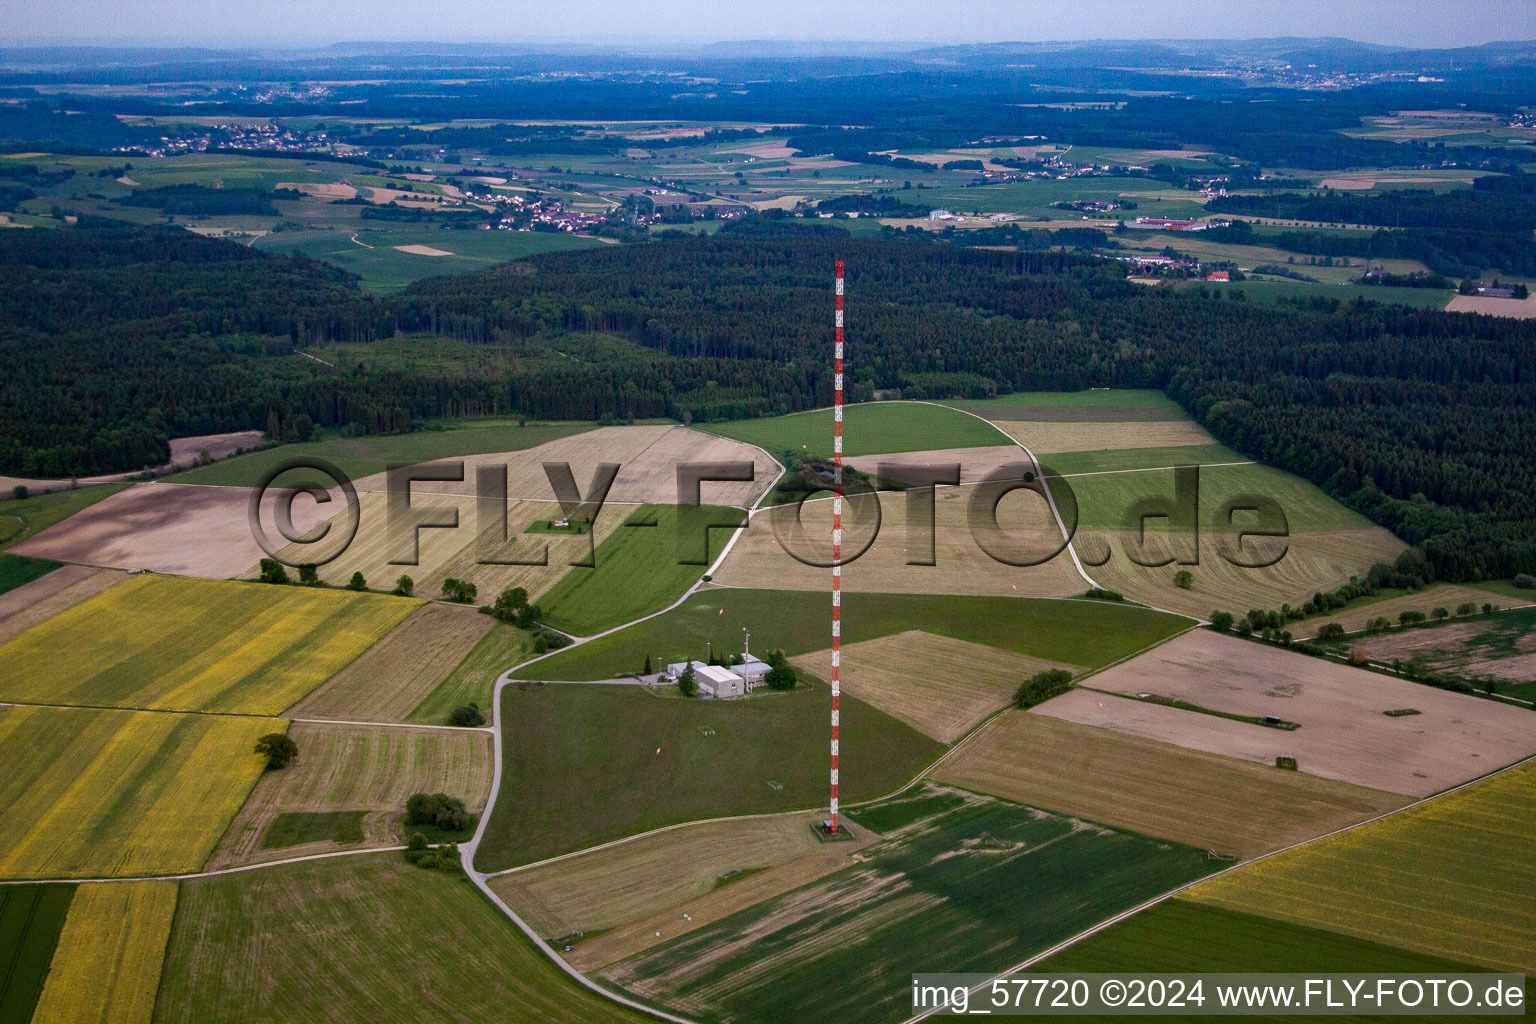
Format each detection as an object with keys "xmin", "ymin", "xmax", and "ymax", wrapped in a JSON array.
[
  {"xmin": 0, "ymin": 884, "xmax": 76, "ymax": 1024},
  {"xmin": 407, "ymin": 621, "xmax": 537, "ymax": 724},
  {"xmin": 475, "ymin": 683, "xmax": 941, "ymax": 870},
  {"xmin": 254, "ymin": 229, "xmax": 609, "ymax": 292},
  {"xmin": 602, "ymin": 785, "xmax": 1217, "ymax": 1024},
  {"xmin": 538, "ymin": 504, "xmax": 742, "ymax": 637},
  {"xmin": 516, "ymin": 589, "xmax": 1188, "ymax": 683},
  {"xmin": 259, "ymin": 811, "xmax": 368, "ymax": 850},
  {"xmin": 701, "ymin": 401, "xmax": 1010, "ymax": 459},
  {"xmin": 1033, "ymin": 900, "xmax": 1522, "ymax": 1024},
  {"xmin": 171, "ymin": 420, "xmax": 594, "ymax": 488},
  {"xmin": 1041, "ymin": 443, "xmax": 1245, "ymax": 475},
  {"xmin": 152, "ymin": 855, "xmax": 653, "ymax": 1024},
  {"xmin": 0, "ymin": 552, "xmax": 62, "ymax": 596},
  {"xmin": 1058, "ymin": 460, "xmax": 1378, "ymax": 534},
  {"xmin": 0, "ymin": 482, "xmax": 132, "ymax": 550}
]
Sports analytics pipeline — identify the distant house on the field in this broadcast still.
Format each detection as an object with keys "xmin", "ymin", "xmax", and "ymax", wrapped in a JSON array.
[
  {"xmin": 1129, "ymin": 217, "xmax": 1208, "ymax": 231},
  {"xmin": 927, "ymin": 208, "xmax": 954, "ymax": 221},
  {"xmin": 665, "ymin": 661, "xmax": 745, "ymax": 699},
  {"xmin": 1206, "ymin": 270, "xmax": 1230, "ymax": 282}
]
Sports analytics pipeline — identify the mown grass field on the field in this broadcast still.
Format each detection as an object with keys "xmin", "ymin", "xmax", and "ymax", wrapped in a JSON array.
[
  {"xmin": 0, "ymin": 575, "xmax": 417, "ymax": 715},
  {"xmin": 0, "ymin": 883, "xmax": 75, "ymax": 1024},
  {"xmin": 287, "ymin": 602, "xmax": 494, "ymax": 722},
  {"xmin": 407, "ymin": 621, "xmax": 537, "ymax": 724},
  {"xmin": 171, "ymin": 420, "xmax": 593, "ymax": 488},
  {"xmin": 1041, "ymin": 442, "xmax": 1245, "ymax": 475},
  {"xmin": 0, "ymin": 552, "xmax": 61, "ymax": 596},
  {"xmin": 538, "ymin": 504, "xmax": 742, "ymax": 637},
  {"xmin": 254, "ymin": 228, "xmax": 608, "ymax": 292},
  {"xmin": 949, "ymin": 389, "xmax": 1178, "ymax": 410},
  {"xmin": 701, "ymin": 401, "xmax": 1010, "ymax": 459},
  {"xmin": 31, "ymin": 881, "xmax": 178, "ymax": 1024},
  {"xmin": 1186, "ymin": 758, "xmax": 1536, "ymax": 973},
  {"xmin": 0, "ymin": 705, "xmax": 278, "ymax": 878},
  {"xmin": 210, "ymin": 721, "xmax": 492, "ymax": 869},
  {"xmin": 518, "ymin": 589, "xmax": 1188, "ymax": 682},
  {"xmin": 936, "ymin": 713, "xmax": 1406, "ymax": 858},
  {"xmin": 1033, "ymin": 900, "xmax": 1521, "ymax": 1023},
  {"xmin": 0, "ymin": 482, "xmax": 131, "ymax": 550},
  {"xmin": 602, "ymin": 784, "xmax": 1217, "ymax": 1024},
  {"xmin": 476, "ymin": 683, "xmax": 941, "ymax": 870},
  {"xmin": 152, "ymin": 855, "xmax": 655, "ymax": 1024}
]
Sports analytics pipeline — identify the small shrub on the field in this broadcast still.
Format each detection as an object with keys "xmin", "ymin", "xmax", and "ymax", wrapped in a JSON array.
[
  {"xmin": 449, "ymin": 703, "xmax": 486, "ymax": 727},
  {"xmin": 1430, "ymin": 606, "xmax": 1449, "ymax": 621},
  {"xmin": 1513, "ymin": 573, "xmax": 1535, "ymax": 590},
  {"xmin": 1348, "ymin": 648, "xmax": 1368, "ymax": 666},
  {"xmin": 11, "ymin": 485, "xmax": 27, "ymax": 500},
  {"xmin": 1317, "ymin": 622, "xmax": 1345, "ymax": 640},
  {"xmin": 255, "ymin": 732, "xmax": 298, "ymax": 770},
  {"xmin": 394, "ymin": 574, "xmax": 414, "ymax": 597},
  {"xmin": 1209, "ymin": 610, "xmax": 1234, "ymax": 632},
  {"xmin": 1398, "ymin": 610, "xmax": 1426, "ymax": 626},
  {"xmin": 1455, "ymin": 602, "xmax": 1478, "ymax": 616},
  {"xmin": 1013, "ymin": 668, "xmax": 1074, "ymax": 709},
  {"xmin": 1275, "ymin": 756, "xmax": 1298, "ymax": 771},
  {"xmin": 1172, "ymin": 570, "xmax": 1193, "ymax": 590},
  {"xmin": 405, "ymin": 792, "xmax": 472, "ymax": 833},
  {"xmin": 1083, "ymin": 587, "xmax": 1124, "ymax": 601},
  {"xmin": 532, "ymin": 634, "xmax": 549, "ymax": 654},
  {"xmin": 298, "ymin": 563, "xmax": 319, "ymax": 585},
  {"xmin": 258, "ymin": 558, "xmax": 289, "ymax": 584}
]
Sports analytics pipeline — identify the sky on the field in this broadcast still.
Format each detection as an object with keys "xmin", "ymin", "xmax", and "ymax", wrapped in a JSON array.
[{"xmin": 7, "ymin": 0, "xmax": 1536, "ymax": 49}]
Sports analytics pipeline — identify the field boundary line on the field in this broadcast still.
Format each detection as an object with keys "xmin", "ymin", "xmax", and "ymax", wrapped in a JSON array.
[
  {"xmin": 902, "ymin": 748, "xmax": 1536, "ymax": 1022},
  {"xmin": 0, "ymin": 844, "xmax": 408, "ymax": 886}
]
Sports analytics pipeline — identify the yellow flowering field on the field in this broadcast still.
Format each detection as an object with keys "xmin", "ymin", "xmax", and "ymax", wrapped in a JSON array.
[
  {"xmin": 1186, "ymin": 758, "xmax": 1536, "ymax": 972},
  {"xmin": 30, "ymin": 881, "xmax": 178, "ymax": 1024},
  {"xmin": 0, "ymin": 574, "xmax": 417, "ymax": 715},
  {"xmin": 0, "ymin": 705, "xmax": 280, "ymax": 878}
]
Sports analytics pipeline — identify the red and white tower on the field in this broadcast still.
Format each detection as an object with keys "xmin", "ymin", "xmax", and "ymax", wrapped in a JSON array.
[{"xmin": 830, "ymin": 259, "xmax": 844, "ymax": 834}]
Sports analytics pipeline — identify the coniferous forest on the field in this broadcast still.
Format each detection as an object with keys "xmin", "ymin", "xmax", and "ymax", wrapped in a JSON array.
[{"xmin": 1, "ymin": 223, "xmax": 1532, "ymax": 581}]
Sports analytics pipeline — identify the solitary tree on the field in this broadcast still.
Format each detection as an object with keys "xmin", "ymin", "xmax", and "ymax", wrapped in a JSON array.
[
  {"xmin": 677, "ymin": 663, "xmax": 698, "ymax": 698},
  {"xmin": 11, "ymin": 485, "xmax": 27, "ymax": 500},
  {"xmin": 298, "ymin": 563, "xmax": 319, "ymax": 585},
  {"xmin": 347, "ymin": 571, "xmax": 367, "ymax": 591},
  {"xmin": 643, "ymin": 654, "xmax": 653, "ymax": 676},
  {"xmin": 764, "ymin": 649, "xmax": 797, "ymax": 691},
  {"xmin": 492, "ymin": 585, "xmax": 529, "ymax": 622},
  {"xmin": 1209, "ymin": 610, "xmax": 1235, "ymax": 632},
  {"xmin": 255, "ymin": 732, "xmax": 298, "ymax": 771},
  {"xmin": 258, "ymin": 558, "xmax": 289, "ymax": 585},
  {"xmin": 1173, "ymin": 570, "xmax": 1194, "ymax": 590}
]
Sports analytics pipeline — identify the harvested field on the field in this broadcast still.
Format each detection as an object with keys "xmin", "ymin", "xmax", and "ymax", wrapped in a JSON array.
[
  {"xmin": 491, "ymin": 812, "xmax": 865, "ymax": 968},
  {"xmin": 790, "ymin": 630, "xmax": 1081, "ymax": 742},
  {"xmin": 30, "ymin": 881, "xmax": 177, "ymax": 1024},
  {"xmin": 601, "ymin": 785, "xmax": 1216, "ymax": 1024},
  {"xmin": 1186, "ymin": 757, "xmax": 1536, "ymax": 973},
  {"xmin": 8, "ymin": 481, "xmax": 338, "ymax": 578},
  {"xmin": 715, "ymin": 484, "xmax": 1084, "ymax": 598},
  {"xmin": 392, "ymin": 243, "xmax": 453, "ymax": 256},
  {"xmin": 285, "ymin": 602, "xmax": 493, "ymax": 721},
  {"xmin": 0, "ymin": 705, "xmax": 277, "ymax": 878},
  {"xmin": 0, "ymin": 562, "xmax": 97, "ymax": 621},
  {"xmin": 992, "ymin": 417, "xmax": 1216, "ymax": 453},
  {"xmin": 1328, "ymin": 606, "xmax": 1536, "ymax": 691},
  {"xmin": 0, "ymin": 574, "xmax": 416, "ymax": 715},
  {"xmin": 607, "ymin": 426, "xmax": 778, "ymax": 506},
  {"xmin": 277, "ymin": 181, "xmax": 356, "ymax": 200},
  {"xmin": 408, "ymin": 621, "xmax": 535, "ymax": 724},
  {"xmin": 1445, "ymin": 294, "xmax": 1536, "ymax": 318},
  {"xmin": 208, "ymin": 721, "xmax": 492, "ymax": 869},
  {"xmin": 1085, "ymin": 528, "xmax": 1406, "ymax": 619},
  {"xmin": 0, "ymin": 566, "xmax": 124, "ymax": 645},
  {"xmin": 155, "ymin": 855, "xmax": 654, "ymax": 1024},
  {"xmin": 1048, "ymin": 630, "xmax": 1536, "ymax": 796},
  {"xmin": 1318, "ymin": 584, "xmax": 1531, "ymax": 634},
  {"xmin": 936, "ymin": 712, "xmax": 1407, "ymax": 857},
  {"xmin": 842, "ymin": 444, "xmax": 1032, "ymax": 485},
  {"xmin": 701, "ymin": 402, "xmax": 1011, "ymax": 460}
]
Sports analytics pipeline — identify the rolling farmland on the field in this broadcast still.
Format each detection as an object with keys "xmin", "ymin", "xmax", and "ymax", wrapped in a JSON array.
[
  {"xmin": 790, "ymin": 630, "xmax": 1081, "ymax": 742},
  {"xmin": 701, "ymin": 401, "xmax": 1011, "ymax": 459},
  {"xmin": 152, "ymin": 856, "xmax": 654, "ymax": 1024},
  {"xmin": 0, "ymin": 575, "xmax": 417, "ymax": 715},
  {"xmin": 475, "ymin": 683, "xmax": 941, "ymax": 870},
  {"xmin": 935, "ymin": 712, "xmax": 1407, "ymax": 857},
  {"xmin": 209, "ymin": 721, "xmax": 493, "ymax": 868},
  {"xmin": 0, "ymin": 565, "xmax": 125, "ymax": 646},
  {"xmin": 602, "ymin": 785, "xmax": 1218, "ymax": 1024},
  {"xmin": 0, "ymin": 706, "xmax": 278, "ymax": 878},
  {"xmin": 286, "ymin": 602, "xmax": 494, "ymax": 722},
  {"xmin": 30, "ymin": 881, "xmax": 178, "ymax": 1024},
  {"xmin": 518, "ymin": 588, "xmax": 1188, "ymax": 683},
  {"xmin": 407, "ymin": 621, "xmax": 537, "ymax": 724},
  {"xmin": 1186, "ymin": 758, "xmax": 1536, "ymax": 973}
]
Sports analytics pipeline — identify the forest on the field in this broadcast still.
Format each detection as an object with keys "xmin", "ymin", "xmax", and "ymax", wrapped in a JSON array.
[{"xmin": 2, "ymin": 225, "xmax": 1532, "ymax": 581}]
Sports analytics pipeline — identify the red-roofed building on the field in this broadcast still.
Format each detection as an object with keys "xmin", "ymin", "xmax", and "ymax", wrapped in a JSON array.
[{"xmin": 1206, "ymin": 271, "xmax": 1230, "ymax": 282}]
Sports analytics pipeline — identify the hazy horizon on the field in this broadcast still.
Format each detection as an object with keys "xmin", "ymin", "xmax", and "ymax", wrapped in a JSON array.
[{"xmin": 7, "ymin": 0, "xmax": 1536, "ymax": 51}]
